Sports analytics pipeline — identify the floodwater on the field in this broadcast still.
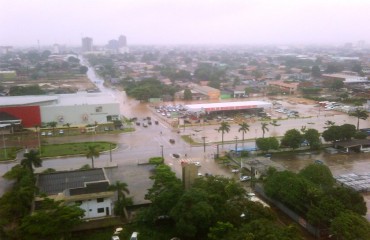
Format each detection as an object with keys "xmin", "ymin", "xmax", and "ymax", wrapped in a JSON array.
[{"xmin": 271, "ymin": 151, "xmax": 370, "ymax": 175}]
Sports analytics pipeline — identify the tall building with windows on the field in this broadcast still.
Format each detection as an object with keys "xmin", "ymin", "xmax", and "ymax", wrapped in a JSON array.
[
  {"xmin": 118, "ymin": 35, "xmax": 129, "ymax": 54},
  {"xmin": 81, "ymin": 37, "xmax": 93, "ymax": 52},
  {"xmin": 118, "ymin": 35, "xmax": 127, "ymax": 47}
]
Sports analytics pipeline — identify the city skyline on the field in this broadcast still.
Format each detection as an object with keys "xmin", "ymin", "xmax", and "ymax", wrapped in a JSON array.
[{"xmin": 1, "ymin": 0, "xmax": 370, "ymax": 46}]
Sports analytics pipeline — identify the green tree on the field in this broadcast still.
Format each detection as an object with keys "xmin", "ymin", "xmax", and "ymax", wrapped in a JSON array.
[
  {"xmin": 261, "ymin": 122, "xmax": 269, "ymax": 138},
  {"xmin": 47, "ymin": 121, "xmax": 58, "ymax": 135},
  {"xmin": 328, "ymin": 187, "xmax": 367, "ymax": 216},
  {"xmin": 109, "ymin": 181, "xmax": 131, "ymax": 218},
  {"xmin": 238, "ymin": 122, "xmax": 250, "ymax": 144},
  {"xmin": 307, "ymin": 195, "xmax": 344, "ymax": 228},
  {"xmin": 21, "ymin": 150, "xmax": 42, "ymax": 173},
  {"xmin": 217, "ymin": 121, "xmax": 230, "ymax": 145},
  {"xmin": 170, "ymin": 188, "xmax": 215, "ymax": 238},
  {"xmin": 322, "ymin": 125, "xmax": 342, "ymax": 142},
  {"xmin": 324, "ymin": 120, "xmax": 336, "ymax": 128},
  {"xmin": 79, "ymin": 65, "xmax": 88, "ymax": 74},
  {"xmin": 340, "ymin": 124, "xmax": 356, "ymax": 140},
  {"xmin": 256, "ymin": 137, "xmax": 279, "ymax": 153},
  {"xmin": 330, "ymin": 211, "xmax": 370, "ymax": 240},
  {"xmin": 144, "ymin": 164, "xmax": 183, "ymax": 220},
  {"xmin": 349, "ymin": 108, "xmax": 369, "ymax": 130},
  {"xmin": 183, "ymin": 88, "xmax": 192, "ymax": 100},
  {"xmin": 20, "ymin": 198, "xmax": 84, "ymax": 240},
  {"xmin": 299, "ymin": 164, "xmax": 335, "ymax": 189},
  {"xmin": 311, "ymin": 65, "xmax": 321, "ymax": 78},
  {"xmin": 281, "ymin": 129, "xmax": 303, "ymax": 150},
  {"xmin": 330, "ymin": 79, "xmax": 344, "ymax": 90},
  {"xmin": 208, "ymin": 221, "xmax": 235, "ymax": 240},
  {"xmin": 303, "ymin": 129, "xmax": 321, "ymax": 150},
  {"xmin": 86, "ymin": 145, "xmax": 100, "ymax": 168},
  {"xmin": 63, "ymin": 123, "xmax": 71, "ymax": 135}
]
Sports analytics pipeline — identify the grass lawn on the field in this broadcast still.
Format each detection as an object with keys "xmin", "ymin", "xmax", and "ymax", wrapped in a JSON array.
[
  {"xmin": 40, "ymin": 142, "xmax": 117, "ymax": 158},
  {"xmin": 0, "ymin": 147, "xmax": 20, "ymax": 161}
]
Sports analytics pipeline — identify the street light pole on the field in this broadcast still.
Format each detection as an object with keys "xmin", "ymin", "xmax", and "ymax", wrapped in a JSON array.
[
  {"xmin": 234, "ymin": 136, "xmax": 238, "ymax": 153},
  {"xmin": 2, "ymin": 127, "xmax": 7, "ymax": 159},
  {"xmin": 109, "ymin": 143, "xmax": 112, "ymax": 162},
  {"xmin": 160, "ymin": 145, "xmax": 164, "ymax": 159},
  {"xmin": 202, "ymin": 136, "xmax": 206, "ymax": 153}
]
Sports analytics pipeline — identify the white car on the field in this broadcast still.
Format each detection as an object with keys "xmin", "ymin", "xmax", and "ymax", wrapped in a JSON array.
[
  {"xmin": 112, "ymin": 236, "xmax": 120, "ymax": 240},
  {"xmin": 231, "ymin": 169, "xmax": 239, "ymax": 173},
  {"xmin": 194, "ymin": 162, "xmax": 201, "ymax": 167},
  {"xmin": 240, "ymin": 176, "xmax": 251, "ymax": 182},
  {"xmin": 130, "ymin": 232, "xmax": 138, "ymax": 240}
]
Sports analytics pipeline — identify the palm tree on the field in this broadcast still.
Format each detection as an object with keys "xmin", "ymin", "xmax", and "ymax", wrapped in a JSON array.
[
  {"xmin": 86, "ymin": 145, "xmax": 100, "ymax": 168},
  {"xmin": 349, "ymin": 108, "xmax": 369, "ymax": 130},
  {"xmin": 21, "ymin": 149, "xmax": 42, "ymax": 173},
  {"xmin": 63, "ymin": 123, "xmax": 71, "ymax": 135},
  {"xmin": 109, "ymin": 181, "xmax": 130, "ymax": 202},
  {"xmin": 217, "ymin": 121, "xmax": 230, "ymax": 145},
  {"xmin": 48, "ymin": 121, "xmax": 58, "ymax": 135},
  {"xmin": 270, "ymin": 119, "xmax": 280, "ymax": 136},
  {"xmin": 324, "ymin": 120, "xmax": 336, "ymax": 129},
  {"xmin": 238, "ymin": 122, "xmax": 250, "ymax": 144},
  {"xmin": 108, "ymin": 181, "xmax": 131, "ymax": 218},
  {"xmin": 261, "ymin": 122, "xmax": 269, "ymax": 138}
]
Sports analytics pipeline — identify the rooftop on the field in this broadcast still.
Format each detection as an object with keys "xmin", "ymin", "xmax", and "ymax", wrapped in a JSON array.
[
  {"xmin": 37, "ymin": 168, "xmax": 107, "ymax": 196},
  {"xmin": 185, "ymin": 101, "xmax": 271, "ymax": 112},
  {"xmin": 0, "ymin": 92, "xmax": 119, "ymax": 107}
]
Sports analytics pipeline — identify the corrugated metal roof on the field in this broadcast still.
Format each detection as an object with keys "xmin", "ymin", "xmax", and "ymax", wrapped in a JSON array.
[{"xmin": 37, "ymin": 168, "xmax": 106, "ymax": 195}]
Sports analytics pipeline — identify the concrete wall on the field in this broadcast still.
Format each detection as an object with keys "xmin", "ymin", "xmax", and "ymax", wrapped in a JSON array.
[
  {"xmin": 78, "ymin": 197, "xmax": 113, "ymax": 219},
  {"xmin": 40, "ymin": 103, "xmax": 120, "ymax": 126}
]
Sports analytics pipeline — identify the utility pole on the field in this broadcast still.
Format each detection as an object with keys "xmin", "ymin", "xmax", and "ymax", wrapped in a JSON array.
[
  {"xmin": 234, "ymin": 136, "xmax": 238, "ymax": 153},
  {"xmin": 2, "ymin": 127, "xmax": 7, "ymax": 159},
  {"xmin": 202, "ymin": 136, "xmax": 206, "ymax": 153},
  {"xmin": 109, "ymin": 143, "xmax": 112, "ymax": 162},
  {"xmin": 160, "ymin": 145, "xmax": 164, "ymax": 159}
]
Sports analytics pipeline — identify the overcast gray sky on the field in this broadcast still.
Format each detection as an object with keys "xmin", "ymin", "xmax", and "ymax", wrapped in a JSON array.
[{"xmin": 1, "ymin": 0, "xmax": 370, "ymax": 46}]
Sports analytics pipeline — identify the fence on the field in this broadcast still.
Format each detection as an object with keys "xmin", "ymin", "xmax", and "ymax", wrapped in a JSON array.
[{"xmin": 254, "ymin": 184, "xmax": 327, "ymax": 239}]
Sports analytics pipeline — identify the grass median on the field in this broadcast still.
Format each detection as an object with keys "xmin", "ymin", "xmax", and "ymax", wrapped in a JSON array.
[{"xmin": 40, "ymin": 141, "xmax": 117, "ymax": 158}]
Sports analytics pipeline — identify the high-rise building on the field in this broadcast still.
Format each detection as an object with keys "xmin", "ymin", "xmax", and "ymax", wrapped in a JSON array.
[
  {"xmin": 81, "ymin": 37, "xmax": 93, "ymax": 52},
  {"xmin": 118, "ymin": 35, "xmax": 129, "ymax": 54},
  {"xmin": 118, "ymin": 35, "xmax": 127, "ymax": 47}
]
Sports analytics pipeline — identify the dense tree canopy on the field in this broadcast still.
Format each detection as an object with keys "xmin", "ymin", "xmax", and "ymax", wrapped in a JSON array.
[
  {"xmin": 20, "ymin": 198, "xmax": 84, "ymax": 240},
  {"xmin": 125, "ymin": 78, "xmax": 179, "ymax": 101},
  {"xmin": 280, "ymin": 129, "xmax": 303, "ymax": 150},
  {"xmin": 138, "ymin": 164, "xmax": 300, "ymax": 240},
  {"xmin": 256, "ymin": 137, "xmax": 279, "ymax": 153},
  {"xmin": 303, "ymin": 129, "xmax": 321, "ymax": 150},
  {"xmin": 264, "ymin": 164, "xmax": 368, "ymax": 236},
  {"xmin": 322, "ymin": 124, "xmax": 357, "ymax": 142}
]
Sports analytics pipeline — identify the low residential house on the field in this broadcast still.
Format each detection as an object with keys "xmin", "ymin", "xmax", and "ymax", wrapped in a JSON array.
[
  {"xmin": 36, "ymin": 168, "xmax": 115, "ymax": 219},
  {"xmin": 267, "ymin": 80, "xmax": 299, "ymax": 94},
  {"xmin": 190, "ymin": 84, "xmax": 220, "ymax": 100}
]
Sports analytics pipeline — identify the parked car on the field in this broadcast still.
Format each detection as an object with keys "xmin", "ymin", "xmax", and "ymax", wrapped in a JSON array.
[
  {"xmin": 240, "ymin": 176, "xmax": 251, "ymax": 182},
  {"xmin": 130, "ymin": 232, "xmax": 138, "ymax": 240},
  {"xmin": 169, "ymin": 139, "xmax": 175, "ymax": 144},
  {"xmin": 47, "ymin": 131, "xmax": 53, "ymax": 136},
  {"xmin": 194, "ymin": 162, "xmax": 201, "ymax": 167},
  {"xmin": 41, "ymin": 132, "xmax": 46, "ymax": 136},
  {"xmin": 231, "ymin": 169, "xmax": 239, "ymax": 173},
  {"xmin": 59, "ymin": 129, "xmax": 64, "ymax": 134}
]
